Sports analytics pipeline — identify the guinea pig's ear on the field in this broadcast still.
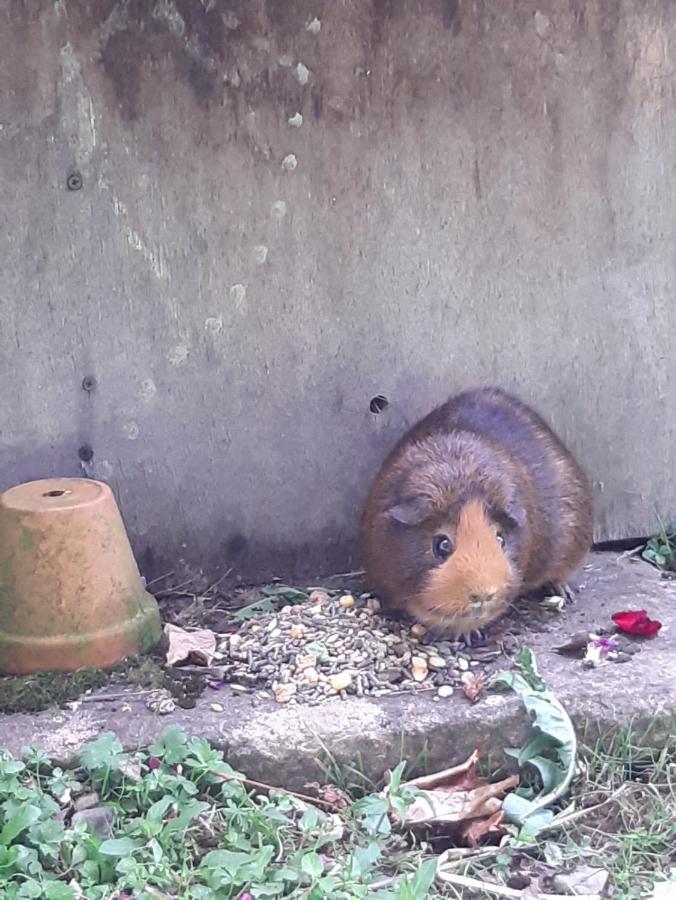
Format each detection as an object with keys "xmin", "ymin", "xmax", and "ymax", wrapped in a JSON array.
[
  {"xmin": 502, "ymin": 500, "xmax": 526, "ymax": 531},
  {"xmin": 387, "ymin": 494, "xmax": 434, "ymax": 526}
]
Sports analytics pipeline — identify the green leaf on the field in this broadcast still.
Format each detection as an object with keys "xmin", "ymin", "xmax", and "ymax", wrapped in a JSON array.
[
  {"xmin": 515, "ymin": 733, "xmax": 556, "ymax": 767},
  {"xmin": 351, "ymin": 795, "xmax": 391, "ymax": 837},
  {"xmin": 145, "ymin": 795, "xmax": 174, "ymax": 825},
  {"xmin": 261, "ymin": 585, "xmax": 308, "ymax": 601},
  {"xmin": 300, "ymin": 851, "xmax": 324, "ymax": 879},
  {"xmin": 98, "ymin": 837, "xmax": 140, "ymax": 857},
  {"xmin": 527, "ymin": 756, "xmax": 565, "ymax": 793},
  {"xmin": 14, "ymin": 882, "xmax": 42, "ymax": 898},
  {"xmin": 163, "ymin": 799, "xmax": 210, "ymax": 835},
  {"xmin": 387, "ymin": 760, "xmax": 407, "ymax": 795},
  {"xmin": 79, "ymin": 733, "xmax": 124, "ymax": 772},
  {"xmin": 44, "ymin": 885, "xmax": 76, "ymax": 900},
  {"xmin": 298, "ymin": 806, "xmax": 320, "ymax": 832},
  {"xmin": 543, "ymin": 841, "xmax": 564, "ymax": 866},
  {"xmin": 0, "ymin": 806, "xmax": 42, "ymax": 846},
  {"xmin": 149, "ymin": 725, "xmax": 188, "ymax": 765},
  {"xmin": 351, "ymin": 841, "xmax": 382, "ymax": 878},
  {"xmin": 393, "ymin": 858, "xmax": 438, "ymax": 899},
  {"xmin": 516, "ymin": 647, "xmax": 546, "ymax": 690},
  {"xmin": 233, "ymin": 597, "xmax": 276, "ymax": 620},
  {"xmin": 495, "ymin": 649, "xmax": 576, "ymax": 831}
]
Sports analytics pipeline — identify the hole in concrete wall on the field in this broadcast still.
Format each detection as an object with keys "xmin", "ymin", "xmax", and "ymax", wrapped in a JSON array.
[
  {"xmin": 369, "ymin": 395, "xmax": 389, "ymax": 414},
  {"xmin": 78, "ymin": 445, "xmax": 94, "ymax": 463}
]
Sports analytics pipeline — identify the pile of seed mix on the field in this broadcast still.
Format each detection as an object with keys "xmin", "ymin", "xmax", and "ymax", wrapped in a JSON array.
[{"xmin": 218, "ymin": 591, "xmax": 502, "ymax": 706}]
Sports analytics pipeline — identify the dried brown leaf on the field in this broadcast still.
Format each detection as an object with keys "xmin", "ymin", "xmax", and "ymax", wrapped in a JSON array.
[
  {"xmin": 551, "ymin": 865, "xmax": 609, "ymax": 895},
  {"xmin": 304, "ymin": 782, "xmax": 351, "ymax": 810},
  {"xmin": 164, "ymin": 623, "xmax": 217, "ymax": 667},
  {"xmin": 386, "ymin": 748, "xmax": 519, "ymax": 829},
  {"xmin": 461, "ymin": 809, "xmax": 506, "ymax": 847},
  {"xmin": 554, "ymin": 632, "xmax": 592, "ymax": 656},
  {"xmin": 462, "ymin": 672, "xmax": 486, "ymax": 703}
]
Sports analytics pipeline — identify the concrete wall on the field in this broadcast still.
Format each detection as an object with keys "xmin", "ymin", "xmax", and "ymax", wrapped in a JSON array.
[{"xmin": 1, "ymin": 0, "xmax": 674, "ymax": 585}]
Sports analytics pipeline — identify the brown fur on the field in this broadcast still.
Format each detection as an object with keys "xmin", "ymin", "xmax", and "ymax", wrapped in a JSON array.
[{"xmin": 359, "ymin": 387, "xmax": 593, "ymax": 637}]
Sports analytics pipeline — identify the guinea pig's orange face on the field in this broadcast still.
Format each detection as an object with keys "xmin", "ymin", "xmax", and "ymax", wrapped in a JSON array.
[{"xmin": 403, "ymin": 500, "xmax": 516, "ymax": 636}]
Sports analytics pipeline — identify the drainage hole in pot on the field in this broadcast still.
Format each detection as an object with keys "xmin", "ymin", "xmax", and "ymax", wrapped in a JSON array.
[{"xmin": 43, "ymin": 490, "xmax": 70, "ymax": 498}]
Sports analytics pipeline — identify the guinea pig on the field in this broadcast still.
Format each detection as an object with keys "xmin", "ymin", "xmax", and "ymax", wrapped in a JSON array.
[{"xmin": 359, "ymin": 387, "xmax": 593, "ymax": 639}]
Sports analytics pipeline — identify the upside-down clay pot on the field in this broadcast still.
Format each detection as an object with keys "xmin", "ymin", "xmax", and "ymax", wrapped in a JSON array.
[{"xmin": 0, "ymin": 478, "xmax": 162, "ymax": 674}]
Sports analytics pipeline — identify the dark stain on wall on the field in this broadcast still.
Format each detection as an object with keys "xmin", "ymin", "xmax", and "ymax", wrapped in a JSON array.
[{"xmin": 441, "ymin": 0, "xmax": 462, "ymax": 33}]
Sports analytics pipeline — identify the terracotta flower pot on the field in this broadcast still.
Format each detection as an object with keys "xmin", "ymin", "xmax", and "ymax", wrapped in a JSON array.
[{"xmin": 0, "ymin": 477, "xmax": 162, "ymax": 674}]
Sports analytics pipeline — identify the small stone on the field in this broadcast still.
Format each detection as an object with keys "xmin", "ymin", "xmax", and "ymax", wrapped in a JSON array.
[
  {"xmin": 74, "ymin": 792, "xmax": 100, "ymax": 813},
  {"xmin": 392, "ymin": 642, "xmax": 409, "ymax": 658},
  {"xmin": 295, "ymin": 654, "xmax": 317, "ymax": 671},
  {"xmin": 210, "ymin": 703, "xmax": 224, "ymax": 712},
  {"xmin": 411, "ymin": 624, "xmax": 427, "ymax": 639},
  {"xmin": 309, "ymin": 590, "xmax": 329, "ymax": 604},
  {"xmin": 290, "ymin": 624, "xmax": 305, "ymax": 639},
  {"xmin": 72, "ymin": 806, "xmax": 116, "ymax": 837},
  {"xmin": 274, "ymin": 683, "xmax": 297, "ymax": 704},
  {"xmin": 288, "ymin": 112, "xmax": 303, "ymax": 128},
  {"xmin": 366, "ymin": 597, "xmax": 381, "ymax": 612},
  {"xmin": 411, "ymin": 656, "xmax": 428, "ymax": 682},
  {"xmin": 307, "ymin": 16, "xmax": 321, "ymax": 34},
  {"xmin": 281, "ymin": 153, "xmax": 298, "ymax": 172},
  {"xmin": 427, "ymin": 655, "xmax": 447, "ymax": 670},
  {"xmin": 380, "ymin": 668, "xmax": 404, "ymax": 684},
  {"xmin": 295, "ymin": 62, "xmax": 310, "ymax": 84},
  {"xmin": 339, "ymin": 594, "xmax": 355, "ymax": 608},
  {"xmin": 437, "ymin": 685, "xmax": 454, "ymax": 698},
  {"xmin": 302, "ymin": 667, "xmax": 319, "ymax": 685},
  {"xmin": 329, "ymin": 672, "xmax": 352, "ymax": 692},
  {"xmin": 457, "ymin": 656, "xmax": 469, "ymax": 671}
]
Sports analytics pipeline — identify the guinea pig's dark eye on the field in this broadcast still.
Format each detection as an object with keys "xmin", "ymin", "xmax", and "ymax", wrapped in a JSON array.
[
  {"xmin": 496, "ymin": 532, "xmax": 505, "ymax": 547},
  {"xmin": 433, "ymin": 535, "xmax": 454, "ymax": 560}
]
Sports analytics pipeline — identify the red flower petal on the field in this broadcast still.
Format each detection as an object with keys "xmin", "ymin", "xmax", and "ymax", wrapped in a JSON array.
[
  {"xmin": 147, "ymin": 756, "xmax": 162, "ymax": 771},
  {"xmin": 612, "ymin": 609, "xmax": 662, "ymax": 638}
]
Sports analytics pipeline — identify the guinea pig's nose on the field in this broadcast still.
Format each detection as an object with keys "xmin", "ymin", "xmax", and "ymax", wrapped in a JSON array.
[{"xmin": 469, "ymin": 592, "xmax": 497, "ymax": 605}]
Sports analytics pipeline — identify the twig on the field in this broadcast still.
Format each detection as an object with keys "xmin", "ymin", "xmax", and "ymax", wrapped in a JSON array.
[
  {"xmin": 317, "ymin": 569, "xmax": 365, "ymax": 580},
  {"xmin": 540, "ymin": 782, "xmax": 632, "ymax": 833},
  {"xmin": 435, "ymin": 870, "xmax": 599, "ymax": 899},
  {"xmin": 206, "ymin": 568, "xmax": 233, "ymax": 593},
  {"xmin": 367, "ymin": 876, "xmax": 399, "ymax": 891},
  {"xmin": 438, "ymin": 783, "xmax": 634, "ymax": 878},
  {"xmin": 145, "ymin": 570, "xmax": 176, "ymax": 589},
  {"xmin": 617, "ymin": 546, "xmax": 644, "ymax": 561},
  {"xmin": 214, "ymin": 769, "xmax": 343, "ymax": 813},
  {"xmin": 80, "ymin": 690, "xmax": 155, "ymax": 703}
]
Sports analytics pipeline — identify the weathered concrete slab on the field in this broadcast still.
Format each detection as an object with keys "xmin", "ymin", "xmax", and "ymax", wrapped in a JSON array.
[
  {"xmin": 1, "ymin": 2, "xmax": 675, "ymax": 584},
  {"xmin": 1, "ymin": 553, "xmax": 674, "ymax": 788}
]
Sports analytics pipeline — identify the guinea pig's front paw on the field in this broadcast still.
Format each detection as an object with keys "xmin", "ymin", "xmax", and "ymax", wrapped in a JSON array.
[
  {"xmin": 421, "ymin": 624, "xmax": 454, "ymax": 643},
  {"xmin": 541, "ymin": 581, "xmax": 576, "ymax": 608},
  {"xmin": 461, "ymin": 628, "xmax": 486, "ymax": 649}
]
